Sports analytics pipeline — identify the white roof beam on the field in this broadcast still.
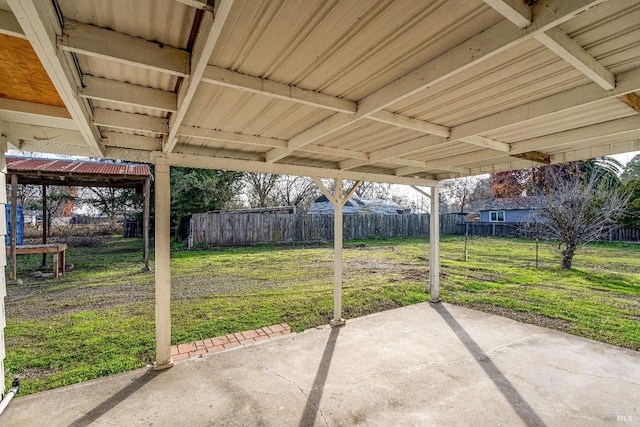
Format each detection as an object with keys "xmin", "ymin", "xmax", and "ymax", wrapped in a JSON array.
[
  {"xmin": 265, "ymin": 0, "xmax": 607, "ymax": 163},
  {"xmin": 58, "ymin": 20, "xmax": 190, "ymax": 77},
  {"xmin": 202, "ymin": 66, "xmax": 357, "ymax": 114},
  {"xmin": 535, "ymin": 28, "xmax": 615, "ymax": 90},
  {"xmin": 93, "ymin": 109, "xmax": 169, "ymax": 134},
  {"xmin": 0, "ymin": 9, "xmax": 25, "ymax": 38},
  {"xmin": 8, "ymin": 0, "xmax": 104, "ymax": 157},
  {"xmin": 368, "ymin": 110, "xmax": 450, "ymax": 137},
  {"xmin": 79, "ymin": 76, "xmax": 177, "ymax": 112},
  {"xmin": 2, "ymin": 122, "xmax": 85, "ymax": 146},
  {"xmin": 450, "ymin": 66, "xmax": 640, "ymax": 141},
  {"xmin": 158, "ymin": 152, "xmax": 446, "ymax": 187},
  {"xmin": 459, "ymin": 135, "xmax": 511, "ymax": 152},
  {"xmin": 483, "ymin": 0, "xmax": 532, "ymax": 28},
  {"xmin": 102, "ymin": 132, "xmax": 163, "ymax": 151},
  {"xmin": 164, "ymin": 0, "xmax": 234, "ymax": 154},
  {"xmin": 178, "ymin": 126, "xmax": 287, "ymax": 148}
]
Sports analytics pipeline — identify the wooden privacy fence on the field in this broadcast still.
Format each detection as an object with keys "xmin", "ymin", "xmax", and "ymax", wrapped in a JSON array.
[
  {"xmin": 458, "ymin": 222, "xmax": 640, "ymax": 242},
  {"xmin": 190, "ymin": 213, "xmax": 460, "ymax": 247}
]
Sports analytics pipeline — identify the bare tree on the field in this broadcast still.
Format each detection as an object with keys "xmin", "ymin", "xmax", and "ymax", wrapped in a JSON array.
[
  {"xmin": 243, "ymin": 173, "xmax": 279, "ymax": 207},
  {"xmin": 536, "ymin": 172, "xmax": 628, "ymax": 269},
  {"xmin": 275, "ymin": 175, "xmax": 319, "ymax": 212},
  {"xmin": 442, "ymin": 176, "xmax": 491, "ymax": 213}
]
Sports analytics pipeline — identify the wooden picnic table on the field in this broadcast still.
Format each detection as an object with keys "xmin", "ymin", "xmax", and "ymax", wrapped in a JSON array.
[{"xmin": 6, "ymin": 243, "xmax": 68, "ymax": 278}]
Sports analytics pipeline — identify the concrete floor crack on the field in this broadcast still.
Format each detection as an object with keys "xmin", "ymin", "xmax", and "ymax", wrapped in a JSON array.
[{"xmin": 263, "ymin": 366, "xmax": 329, "ymax": 427}]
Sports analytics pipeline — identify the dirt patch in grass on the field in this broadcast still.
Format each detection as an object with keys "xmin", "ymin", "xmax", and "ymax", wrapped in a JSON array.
[{"xmin": 464, "ymin": 302, "xmax": 575, "ymax": 333}]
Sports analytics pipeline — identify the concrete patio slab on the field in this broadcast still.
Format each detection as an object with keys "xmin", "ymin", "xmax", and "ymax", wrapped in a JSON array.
[{"xmin": 2, "ymin": 302, "xmax": 638, "ymax": 426}]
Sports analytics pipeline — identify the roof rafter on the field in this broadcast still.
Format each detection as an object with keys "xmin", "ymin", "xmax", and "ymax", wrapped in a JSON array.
[
  {"xmin": 483, "ymin": 0, "xmax": 532, "ymax": 28},
  {"xmin": 534, "ymin": 28, "xmax": 615, "ymax": 90},
  {"xmin": 201, "ymin": 65, "xmax": 357, "ymax": 114},
  {"xmin": 102, "ymin": 132, "xmax": 163, "ymax": 151},
  {"xmin": 93, "ymin": 109, "xmax": 169, "ymax": 135},
  {"xmin": 265, "ymin": 0, "xmax": 608, "ymax": 163},
  {"xmin": 163, "ymin": 0, "xmax": 234, "ymax": 154},
  {"xmin": 58, "ymin": 20, "xmax": 190, "ymax": 77},
  {"xmin": 367, "ymin": 110, "xmax": 450, "ymax": 137},
  {"xmin": 79, "ymin": 76, "xmax": 177, "ymax": 112},
  {"xmin": 8, "ymin": 0, "xmax": 105, "ymax": 157}
]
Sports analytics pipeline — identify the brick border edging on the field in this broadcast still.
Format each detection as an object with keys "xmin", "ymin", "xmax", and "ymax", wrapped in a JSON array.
[{"xmin": 170, "ymin": 323, "xmax": 292, "ymax": 361}]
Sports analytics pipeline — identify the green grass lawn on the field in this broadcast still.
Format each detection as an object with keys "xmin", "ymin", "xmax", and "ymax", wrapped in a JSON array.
[{"xmin": 4, "ymin": 235, "xmax": 639, "ymax": 394}]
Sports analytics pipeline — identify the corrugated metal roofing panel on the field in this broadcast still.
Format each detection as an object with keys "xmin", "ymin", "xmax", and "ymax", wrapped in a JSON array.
[
  {"xmin": 485, "ymin": 98, "xmax": 638, "ymax": 143},
  {"xmin": 561, "ymin": 0, "xmax": 640, "ymax": 74},
  {"xmin": 77, "ymin": 57, "xmax": 178, "ymax": 92},
  {"xmin": 391, "ymin": 39, "xmax": 590, "ymax": 127},
  {"xmin": 6, "ymin": 157, "xmax": 150, "ymax": 176},
  {"xmin": 210, "ymin": 0, "xmax": 501, "ymax": 100},
  {"xmin": 184, "ymin": 84, "xmax": 335, "ymax": 140},
  {"xmin": 57, "ymin": 0, "xmax": 195, "ymax": 50},
  {"xmin": 312, "ymin": 120, "xmax": 422, "ymax": 153}
]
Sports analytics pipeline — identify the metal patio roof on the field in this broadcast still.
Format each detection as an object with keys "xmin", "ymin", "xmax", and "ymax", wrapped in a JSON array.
[
  {"xmin": 1, "ymin": 0, "xmax": 640, "ymax": 186},
  {"xmin": 6, "ymin": 156, "xmax": 150, "ymax": 188}
]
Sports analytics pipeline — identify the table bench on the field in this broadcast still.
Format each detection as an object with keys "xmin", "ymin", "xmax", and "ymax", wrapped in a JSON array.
[{"xmin": 6, "ymin": 243, "xmax": 68, "ymax": 278}]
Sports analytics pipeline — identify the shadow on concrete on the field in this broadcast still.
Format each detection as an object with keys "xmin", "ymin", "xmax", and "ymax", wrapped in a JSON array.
[
  {"xmin": 299, "ymin": 326, "xmax": 340, "ymax": 427},
  {"xmin": 432, "ymin": 303, "xmax": 546, "ymax": 427},
  {"xmin": 67, "ymin": 368, "xmax": 158, "ymax": 427}
]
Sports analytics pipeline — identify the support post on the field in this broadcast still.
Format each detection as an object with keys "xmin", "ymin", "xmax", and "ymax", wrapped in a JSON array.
[
  {"xmin": 312, "ymin": 177, "xmax": 361, "ymax": 327},
  {"xmin": 141, "ymin": 177, "xmax": 150, "ymax": 272},
  {"xmin": 154, "ymin": 157, "xmax": 173, "ymax": 370},
  {"xmin": 9, "ymin": 174, "xmax": 17, "ymax": 283},
  {"xmin": 429, "ymin": 187, "xmax": 441, "ymax": 303},
  {"xmin": 0, "ymin": 137, "xmax": 8, "ymax": 386},
  {"xmin": 332, "ymin": 179, "xmax": 344, "ymax": 327},
  {"xmin": 41, "ymin": 184, "xmax": 47, "ymax": 268}
]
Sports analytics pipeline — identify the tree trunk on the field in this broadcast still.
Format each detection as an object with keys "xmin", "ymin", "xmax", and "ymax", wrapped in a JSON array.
[{"xmin": 561, "ymin": 244, "xmax": 577, "ymax": 269}]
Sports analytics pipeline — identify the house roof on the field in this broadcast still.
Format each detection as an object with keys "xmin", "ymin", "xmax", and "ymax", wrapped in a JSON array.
[
  {"xmin": 477, "ymin": 196, "xmax": 546, "ymax": 211},
  {"xmin": 309, "ymin": 195, "xmax": 408, "ymax": 215},
  {"xmin": 1, "ymin": 1, "xmax": 640, "ymax": 185},
  {"xmin": 6, "ymin": 156, "xmax": 150, "ymax": 188}
]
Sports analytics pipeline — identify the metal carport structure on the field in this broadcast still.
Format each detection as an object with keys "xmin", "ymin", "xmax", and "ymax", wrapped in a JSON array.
[{"xmin": 0, "ymin": 0, "xmax": 639, "ymax": 374}]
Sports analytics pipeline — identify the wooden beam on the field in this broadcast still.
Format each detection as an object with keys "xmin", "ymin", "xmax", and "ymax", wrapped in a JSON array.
[
  {"xmin": 177, "ymin": 126, "xmax": 287, "ymax": 148},
  {"xmin": 2, "ymin": 122, "xmax": 85, "ymax": 146},
  {"xmin": 202, "ymin": 65, "xmax": 357, "ymax": 114},
  {"xmin": 0, "ymin": 98, "xmax": 71, "ymax": 120},
  {"xmin": 0, "ymin": 9, "xmax": 25, "ymax": 38},
  {"xmin": 619, "ymin": 93, "xmax": 640, "ymax": 113},
  {"xmin": 158, "ymin": 152, "xmax": 445, "ymax": 187},
  {"xmin": 265, "ymin": 0, "xmax": 606, "ymax": 163},
  {"xmin": 510, "ymin": 151, "xmax": 551, "ymax": 164},
  {"xmin": 58, "ymin": 20, "xmax": 190, "ymax": 77},
  {"xmin": 9, "ymin": 0, "xmax": 104, "ymax": 157},
  {"xmin": 460, "ymin": 135, "xmax": 511, "ymax": 153},
  {"xmin": 368, "ymin": 110, "xmax": 450, "ymax": 137},
  {"xmin": 535, "ymin": 28, "xmax": 615, "ymax": 90},
  {"xmin": 93, "ymin": 109, "xmax": 169, "ymax": 134},
  {"xmin": 483, "ymin": 0, "xmax": 531, "ymax": 28},
  {"xmin": 102, "ymin": 132, "xmax": 163, "ymax": 151},
  {"xmin": 164, "ymin": 0, "xmax": 234, "ymax": 153},
  {"xmin": 450, "ymin": 67, "xmax": 640, "ymax": 141},
  {"xmin": 79, "ymin": 76, "xmax": 177, "ymax": 112}
]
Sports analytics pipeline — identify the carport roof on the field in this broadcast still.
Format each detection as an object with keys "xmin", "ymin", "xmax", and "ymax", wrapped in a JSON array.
[
  {"xmin": 1, "ymin": 0, "xmax": 640, "ymax": 185},
  {"xmin": 6, "ymin": 156, "xmax": 150, "ymax": 188}
]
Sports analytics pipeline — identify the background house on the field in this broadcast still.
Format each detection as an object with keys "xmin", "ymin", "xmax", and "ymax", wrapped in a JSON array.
[{"xmin": 476, "ymin": 196, "xmax": 545, "ymax": 223}]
